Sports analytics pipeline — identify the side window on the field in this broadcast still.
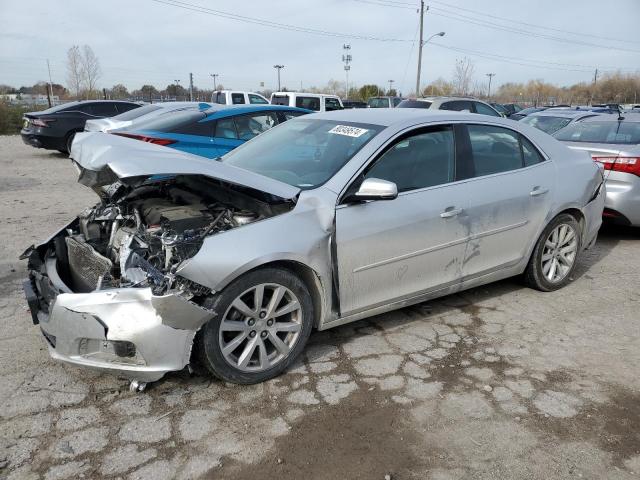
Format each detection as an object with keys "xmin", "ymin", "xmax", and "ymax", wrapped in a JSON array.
[
  {"xmin": 440, "ymin": 100, "xmax": 473, "ymax": 112},
  {"xmin": 364, "ymin": 126, "xmax": 455, "ymax": 192},
  {"xmin": 324, "ymin": 97, "xmax": 342, "ymax": 111},
  {"xmin": 474, "ymin": 102, "xmax": 500, "ymax": 117},
  {"xmin": 521, "ymin": 135, "xmax": 545, "ymax": 166},
  {"xmin": 234, "ymin": 112, "xmax": 277, "ymax": 141},
  {"xmin": 393, "ymin": 97, "xmax": 402, "ymax": 107},
  {"xmin": 296, "ymin": 96, "xmax": 321, "ymax": 111},
  {"xmin": 467, "ymin": 125, "xmax": 522, "ymax": 176},
  {"xmin": 214, "ymin": 118, "xmax": 238, "ymax": 139},
  {"xmin": 82, "ymin": 103, "xmax": 117, "ymax": 116},
  {"xmin": 172, "ymin": 119, "xmax": 214, "ymax": 136},
  {"xmin": 115, "ymin": 103, "xmax": 138, "ymax": 114},
  {"xmin": 214, "ymin": 92, "xmax": 226, "ymax": 104},
  {"xmin": 231, "ymin": 93, "xmax": 245, "ymax": 105},
  {"xmin": 278, "ymin": 110, "xmax": 308, "ymax": 122},
  {"xmin": 248, "ymin": 94, "xmax": 268, "ymax": 104}
]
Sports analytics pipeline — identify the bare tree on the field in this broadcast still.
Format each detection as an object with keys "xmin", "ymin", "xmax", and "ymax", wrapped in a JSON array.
[
  {"xmin": 66, "ymin": 46, "xmax": 83, "ymax": 99},
  {"xmin": 81, "ymin": 45, "xmax": 101, "ymax": 95},
  {"xmin": 452, "ymin": 57, "xmax": 475, "ymax": 96}
]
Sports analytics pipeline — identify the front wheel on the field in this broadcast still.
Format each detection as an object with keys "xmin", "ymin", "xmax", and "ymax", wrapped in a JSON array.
[
  {"xmin": 524, "ymin": 213, "xmax": 581, "ymax": 292},
  {"xmin": 197, "ymin": 267, "xmax": 314, "ymax": 384}
]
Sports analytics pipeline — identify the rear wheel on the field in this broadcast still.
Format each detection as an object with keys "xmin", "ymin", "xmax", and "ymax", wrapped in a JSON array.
[
  {"xmin": 524, "ymin": 213, "xmax": 581, "ymax": 291},
  {"xmin": 64, "ymin": 132, "xmax": 76, "ymax": 154},
  {"xmin": 197, "ymin": 267, "xmax": 314, "ymax": 384}
]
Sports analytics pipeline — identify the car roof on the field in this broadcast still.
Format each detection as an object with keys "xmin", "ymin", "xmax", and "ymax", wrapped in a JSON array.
[
  {"xmin": 527, "ymin": 110, "xmax": 599, "ymax": 119},
  {"xmin": 202, "ymin": 104, "xmax": 310, "ymax": 120},
  {"xmin": 306, "ymin": 108, "xmax": 509, "ymax": 127},
  {"xmin": 580, "ymin": 112, "xmax": 640, "ymax": 123}
]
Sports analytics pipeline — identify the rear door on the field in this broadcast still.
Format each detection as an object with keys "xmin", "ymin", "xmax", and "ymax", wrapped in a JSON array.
[
  {"xmin": 335, "ymin": 124, "xmax": 470, "ymax": 315},
  {"xmin": 455, "ymin": 123, "xmax": 554, "ymax": 277}
]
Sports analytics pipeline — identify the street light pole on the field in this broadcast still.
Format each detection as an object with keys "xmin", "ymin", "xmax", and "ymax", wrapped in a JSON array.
[
  {"xmin": 342, "ymin": 44, "xmax": 352, "ymax": 99},
  {"xmin": 416, "ymin": 23, "xmax": 446, "ymax": 97},
  {"xmin": 174, "ymin": 79, "xmax": 180, "ymax": 100},
  {"xmin": 486, "ymin": 73, "xmax": 496, "ymax": 98},
  {"xmin": 210, "ymin": 73, "xmax": 219, "ymax": 91},
  {"xmin": 273, "ymin": 65, "xmax": 285, "ymax": 91},
  {"xmin": 388, "ymin": 79, "xmax": 394, "ymax": 95}
]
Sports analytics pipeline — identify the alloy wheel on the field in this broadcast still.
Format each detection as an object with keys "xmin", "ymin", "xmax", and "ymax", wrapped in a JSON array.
[
  {"xmin": 541, "ymin": 223, "xmax": 578, "ymax": 284},
  {"xmin": 218, "ymin": 283, "xmax": 303, "ymax": 372}
]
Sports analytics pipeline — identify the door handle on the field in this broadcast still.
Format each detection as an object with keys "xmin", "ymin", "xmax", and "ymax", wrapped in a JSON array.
[
  {"xmin": 440, "ymin": 207, "xmax": 463, "ymax": 218},
  {"xmin": 530, "ymin": 187, "xmax": 549, "ymax": 197}
]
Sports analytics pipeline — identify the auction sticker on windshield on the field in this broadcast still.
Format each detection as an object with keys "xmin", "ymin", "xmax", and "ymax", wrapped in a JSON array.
[{"xmin": 328, "ymin": 125, "xmax": 369, "ymax": 137}]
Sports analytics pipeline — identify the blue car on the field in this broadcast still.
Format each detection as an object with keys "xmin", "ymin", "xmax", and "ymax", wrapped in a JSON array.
[{"xmin": 112, "ymin": 105, "xmax": 310, "ymax": 158}]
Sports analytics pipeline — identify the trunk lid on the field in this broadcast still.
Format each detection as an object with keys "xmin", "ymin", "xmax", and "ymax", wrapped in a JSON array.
[{"xmin": 69, "ymin": 132, "xmax": 300, "ymax": 201}]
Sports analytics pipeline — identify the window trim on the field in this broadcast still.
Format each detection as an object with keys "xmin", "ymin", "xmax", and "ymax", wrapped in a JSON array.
[
  {"xmin": 337, "ymin": 121, "xmax": 551, "ymax": 206},
  {"xmin": 339, "ymin": 124, "xmax": 458, "ymax": 203},
  {"xmin": 457, "ymin": 123, "xmax": 549, "ymax": 181}
]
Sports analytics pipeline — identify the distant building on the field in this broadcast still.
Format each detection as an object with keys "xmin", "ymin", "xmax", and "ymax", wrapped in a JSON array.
[{"xmin": 0, "ymin": 93, "xmax": 60, "ymax": 105}]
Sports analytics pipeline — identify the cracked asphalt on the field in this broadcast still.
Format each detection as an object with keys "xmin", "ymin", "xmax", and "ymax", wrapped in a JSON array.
[{"xmin": 1, "ymin": 134, "xmax": 639, "ymax": 480}]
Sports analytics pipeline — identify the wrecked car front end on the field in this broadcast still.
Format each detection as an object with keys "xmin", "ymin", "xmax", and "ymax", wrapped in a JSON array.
[{"xmin": 23, "ymin": 132, "xmax": 299, "ymax": 384}]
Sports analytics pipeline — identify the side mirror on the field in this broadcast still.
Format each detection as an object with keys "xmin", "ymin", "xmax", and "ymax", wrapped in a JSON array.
[{"xmin": 344, "ymin": 178, "xmax": 398, "ymax": 203}]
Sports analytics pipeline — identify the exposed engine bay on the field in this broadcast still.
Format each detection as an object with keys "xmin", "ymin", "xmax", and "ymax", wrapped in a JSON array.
[{"xmin": 54, "ymin": 175, "xmax": 286, "ymax": 297}]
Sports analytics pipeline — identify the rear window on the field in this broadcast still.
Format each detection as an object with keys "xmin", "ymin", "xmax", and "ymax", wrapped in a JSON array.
[
  {"xmin": 397, "ymin": 99, "xmax": 432, "ymax": 109},
  {"xmin": 367, "ymin": 98, "xmax": 390, "ymax": 108},
  {"xmin": 114, "ymin": 104, "xmax": 161, "ymax": 121},
  {"xmin": 521, "ymin": 115, "xmax": 572, "ymax": 134},
  {"xmin": 554, "ymin": 121, "xmax": 640, "ymax": 144},
  {"xmin": 271, "ymin": 95, "xmax": 290, "ymax": 106},
  {"xmin": 130, "ymin": 110, "xmax": 206, "ymax": 133},
  {"xmin": 296, "ymin": 96, "xmax": 321, "ymax": 111},
  {"xmin": 37, "ymin": 101, "xmax": 81, "ymax": 114}
]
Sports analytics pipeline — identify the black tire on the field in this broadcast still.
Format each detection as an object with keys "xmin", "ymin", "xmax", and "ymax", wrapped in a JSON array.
[
  {"xmin": 64, "ymin": 132, "xmax": 76, "ymax": 154},
  {"xmin": 197, "ymin": 267, "xmax": 314, "ymax": 384},
  {"xmin": 524, "ymin": 213, "xmax": 581, "ymax": 292}
]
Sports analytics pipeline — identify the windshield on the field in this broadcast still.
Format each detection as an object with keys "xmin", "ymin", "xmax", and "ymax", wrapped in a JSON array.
[
  {"xmin": 554, "ymin": 120, "xmax": 640, "ymax": 144},
  {"xmin": 367, "ymin": 98, "xmax": 390, "ymax": 108},
  {"xmin": 222, "ymin": 119, "xmax": 384, "ymax": 189},
  {"xmin": 521, "ymin": 115, "xmax": 572, "ymax": 134},
  {"xmin": 113, "ymin": 104, "xmax": 161, "ymax": 121},
  {"xmin": 125, "ymin": 110, "xmax": 206, "ymax": 132}
]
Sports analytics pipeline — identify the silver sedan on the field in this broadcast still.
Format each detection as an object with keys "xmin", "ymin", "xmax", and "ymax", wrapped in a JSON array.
[
  {"xmin": 23, "ymin": 109, "xmax": 605, "ymax": 387},
  {"xmin": 555, "ymin": 112, "xmax": 640, "ymax": 226}
]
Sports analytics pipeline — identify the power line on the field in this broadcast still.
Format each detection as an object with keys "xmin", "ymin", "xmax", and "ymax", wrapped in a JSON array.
[
  {"xmin": 427, "ymin": 7, "xmax": 640, "ymax": 54},
  {"xmin": 149, "ymin": 0, "xmax": 412, "ymax": 42},
  {"xmin": 427, "ymin": 0, "xmax": 640, "ymax": 45}
]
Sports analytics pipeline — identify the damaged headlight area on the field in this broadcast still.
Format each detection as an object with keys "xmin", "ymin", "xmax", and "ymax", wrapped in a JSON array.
[{"xmin": 56, "ymin": 176, "xmax": 264, "ymax": 297}]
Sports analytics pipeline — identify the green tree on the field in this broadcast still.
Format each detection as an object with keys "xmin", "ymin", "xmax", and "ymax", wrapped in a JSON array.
[
  {"xmin": 111, "ymin": 84, "xmax": 129, "ymax": 99},
  {"xmin": 358, "ymin": 84, "xmax": 382, "ymax": 101}
]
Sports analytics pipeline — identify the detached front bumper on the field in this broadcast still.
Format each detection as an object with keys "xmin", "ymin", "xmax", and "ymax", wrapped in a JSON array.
[{"xmin": 24, "ymin": 245, "xmax": 213, "ymax": 383}]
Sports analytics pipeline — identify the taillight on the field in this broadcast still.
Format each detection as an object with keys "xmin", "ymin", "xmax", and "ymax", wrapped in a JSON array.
[
  {"xmin": 31, "ymin": 118, "xmax": 55, "ymax": 128},
  {"xmin": 592, "ymin": 156, "xmax": 640, "ymax": 177},
  {"xmin": 112, "ymin": 132, "xmax": 176, "ymax": 146}
]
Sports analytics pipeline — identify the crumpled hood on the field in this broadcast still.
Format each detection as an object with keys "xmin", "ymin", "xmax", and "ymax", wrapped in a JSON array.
[{"xmin": 70, "ymin": 131, "xmax": 300, "ymax": 200}]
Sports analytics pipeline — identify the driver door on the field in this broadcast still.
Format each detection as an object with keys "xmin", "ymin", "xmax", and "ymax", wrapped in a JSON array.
[{"xmin": 335, "ymin": 125, "xmax": 470, "ymax": 315}]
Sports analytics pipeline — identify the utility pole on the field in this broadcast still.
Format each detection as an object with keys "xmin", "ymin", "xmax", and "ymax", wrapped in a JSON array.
[
  {"xmin": 342, "ymin": 44, "xmax": 352, "ymax": 99},
  {"xmin": 174, "ymin": 79, "xmax": 180, "ymax": 100},
  {"xmin": 189, "ymin": 73, "xmax": 194, "ymax": 101},
  {"xmin": 46, "ymin": 59, "xmax": 54, "ymax": 107},
  {"xmin": 415, "ymin": 0, "xmax": 425, "ymax": 96},
  {"xmin": 209, "ymin": 73, "xmax": 219, "ymax": 91},
  {"xmin": 273, "ymin": 65, "xmax": 285, "ymax": 91},
  {"xmin": 590, "ymin": 68, "xmax": 598, "ymax": 106},
  {"xmin": 388, "ymin": 79, "xmax": 394, "ymax": 95},
  {"xmin": 486, "ymin": 73, "xmax": 496, "ymax": 98}
]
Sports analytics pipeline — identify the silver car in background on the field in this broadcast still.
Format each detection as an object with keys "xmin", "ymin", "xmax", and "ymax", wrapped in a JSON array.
[
  {"xmin": 84, "ymin": 102, "xmax": 212, "ymax": 133},
  {"xmin": 22, "ymin": 110, "xmax": 605, "ymax": 388},
  {"xmin": 554, "ymin": 113, "xmax": 640, "ymax": 226},
  {"xmin": 520, "ymin": 110, "xmax": 601, "ymax": 135}
]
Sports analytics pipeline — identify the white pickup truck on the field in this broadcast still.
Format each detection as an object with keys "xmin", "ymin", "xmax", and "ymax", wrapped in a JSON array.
[
  {"xmin": 211, "ymin": 90, "xmax": 270, "ymax": 105},
  {"xmin": 270, "ymin": 92, "xmax": 343, "ymax": 112}
]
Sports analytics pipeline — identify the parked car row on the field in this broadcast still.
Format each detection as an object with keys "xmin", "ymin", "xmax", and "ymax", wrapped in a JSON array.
[{"xmin": 22, "ymin": 100, "xmax": 615, "ymax": 390}]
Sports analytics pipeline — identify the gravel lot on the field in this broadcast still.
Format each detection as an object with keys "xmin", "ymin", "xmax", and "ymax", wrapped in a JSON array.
[{"xmin": 1, "ymin": 134, "xmax": 639, "ymax": 480}]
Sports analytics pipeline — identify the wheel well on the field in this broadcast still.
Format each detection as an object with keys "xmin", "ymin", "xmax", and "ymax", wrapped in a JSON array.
[
  {"xmin": 558, "ymin": 208, "xmax": 585, "ymax": 237},
  {"xmin": 249, "ymin": 260, "xmax": 326, "ymax": 328}
]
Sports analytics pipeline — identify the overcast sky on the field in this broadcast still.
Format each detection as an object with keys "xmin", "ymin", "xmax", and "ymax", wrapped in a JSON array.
[{"xmin": 0, "ymin": 0, "xmax": 639, "ymax": 94}]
